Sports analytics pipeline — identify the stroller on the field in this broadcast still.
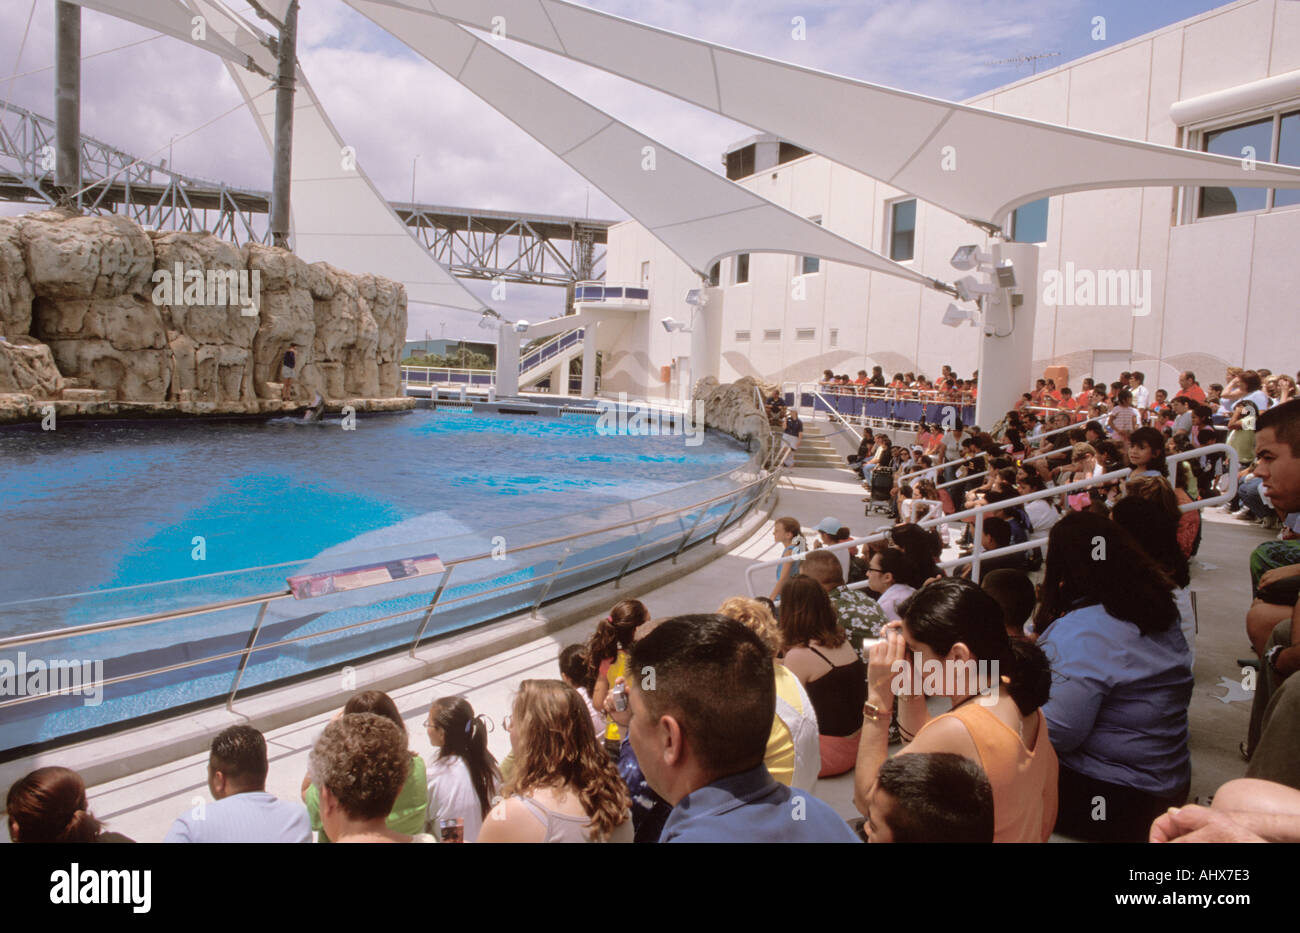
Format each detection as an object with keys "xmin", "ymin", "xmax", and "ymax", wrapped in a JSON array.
[{"xmin": 865, "ymin": 466, "xmax": 896, "ymax": 517}]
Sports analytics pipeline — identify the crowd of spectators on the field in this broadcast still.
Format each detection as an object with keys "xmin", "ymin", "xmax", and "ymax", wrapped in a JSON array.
[{"xmin": 8, "ymin": 373, "xmax": 1300, "ymax": 846}]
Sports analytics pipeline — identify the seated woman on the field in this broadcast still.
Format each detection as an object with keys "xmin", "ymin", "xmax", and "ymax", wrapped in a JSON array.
[
  {"xmin": 7, "ymin": 766, "xmax": 133, "ymax": 843},
  {"xmin": 303, "ymin": 690, "xmax": 427, "ymax": 842},
  {"xmin": 777, "ymin": 575, "xmax": 866, "ymax": 778},
  {"xmin": 853, "ymin": 577, "xmax": 1057, "ymax": 843},
  {"xmin": 1016, "ymin": 469, "xmax": 1060, "ymax": 537},
  {"xmin": 1111, "ymin": 486, "xmax": 1197, "ymax": 664},
  {"xmin": 309, "ymin": 713, "xmax": 436, "ymax": 843},
  {"xmin": 1034, "ymin": 512, "xmax": 1193, "ymax": 842},
  {"xmin": 424, "ymin": 696, "xmax": 502, "ymax": 843},
  {"xmin": 719, "ymin": 596, "xmax": 821, "ymax": 789},
  {"xmin": 479, "ymin": 680, "xmax": 633, "ymax": 843}
]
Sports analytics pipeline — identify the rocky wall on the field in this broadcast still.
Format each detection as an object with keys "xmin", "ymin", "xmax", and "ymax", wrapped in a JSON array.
[{"xmin": 0, "ymin": 209, "xmax": 408, "ymax": 421}]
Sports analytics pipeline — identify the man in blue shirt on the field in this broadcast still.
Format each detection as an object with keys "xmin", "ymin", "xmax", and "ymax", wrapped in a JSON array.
[
  {"xmin": 623, "ymin": 614, "xmax": 859, "ymax": 843},
  {"xmin": 164, "ymin": 725, "xmax": 312, "ymax": 843}
]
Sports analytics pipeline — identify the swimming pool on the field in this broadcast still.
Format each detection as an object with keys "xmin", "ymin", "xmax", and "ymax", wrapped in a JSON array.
[{"xmin": 0, "ymin": 408, "xmax": 760, "ymax": 752}]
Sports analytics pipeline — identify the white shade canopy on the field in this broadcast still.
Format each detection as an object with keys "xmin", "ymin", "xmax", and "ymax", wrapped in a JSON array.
[
  {"xmin": 64, "ymin": 0, "xmax": 488, "ymax": 313},
  {"xmin": 347, "ymin": 0, "xmax": 945, "ymax": 290},
  {"xmin": 383, "ymin": 0, "xmax": 1300, "ymax": 226}
]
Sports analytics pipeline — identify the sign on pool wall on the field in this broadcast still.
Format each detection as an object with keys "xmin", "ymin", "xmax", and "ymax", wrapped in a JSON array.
[{"xmin": 288, "ymin": 553, "xmax": 446, "ymax": 599}]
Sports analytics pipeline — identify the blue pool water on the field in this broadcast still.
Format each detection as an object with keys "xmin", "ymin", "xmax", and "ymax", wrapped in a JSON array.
[{"xmin": 0, "ymin": 408, "xmax": 757, "ymax": 751}]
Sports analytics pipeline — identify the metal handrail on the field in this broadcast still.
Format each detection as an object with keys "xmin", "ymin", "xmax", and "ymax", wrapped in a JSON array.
[
  {"xmin": 0, "ymin": 468, "xmax": 782, "ymax": 713},
  {"xmin": 744, "ymin": 444, "xmax": 1240, "ymax": 594}
]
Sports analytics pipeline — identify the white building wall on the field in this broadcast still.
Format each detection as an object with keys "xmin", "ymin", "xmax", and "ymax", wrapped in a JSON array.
[{"xmin": 603, "ymin": 0, "xmax": 1300, "ymax": 395}]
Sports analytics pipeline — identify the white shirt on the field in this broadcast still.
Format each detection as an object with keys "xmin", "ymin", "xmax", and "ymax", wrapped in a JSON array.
[
  {"xmin": 164, "ymin": 791, "xmax": 311, "ymax": 843},
  {"xmin": 877, "ymin": 582, "xmax": 917, "ymax": 621},
  {"xmin": 1024, "ymin": 498, "xmax": 1061, "ymax": 537},
  {"xmin": 427, "ymin": 755, "xmax": 495, "ymax": 844},
  {"xmin": 1131, "ymin": 384, "xmax": 1150, "ymax": 410}
]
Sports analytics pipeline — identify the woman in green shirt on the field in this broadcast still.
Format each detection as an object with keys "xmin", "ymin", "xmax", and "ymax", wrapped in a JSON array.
[{"xmin": 301, "ymin": 690, "xmax": 429, "ymax": 842}]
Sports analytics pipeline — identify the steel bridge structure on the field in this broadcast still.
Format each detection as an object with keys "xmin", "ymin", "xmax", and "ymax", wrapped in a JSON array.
[{"xmin": 0, "ymin": 99, "xmax": 612, "ymax": 288}]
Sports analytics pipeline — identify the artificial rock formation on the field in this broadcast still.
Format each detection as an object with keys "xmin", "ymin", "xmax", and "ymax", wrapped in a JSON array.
[
  {"xmin": 0, "ymin": 210, "xmax": 409, "ymax": 422},
  {"xmin": 692, "ymin": 375, "xmax": 775, "ymax": 461}
]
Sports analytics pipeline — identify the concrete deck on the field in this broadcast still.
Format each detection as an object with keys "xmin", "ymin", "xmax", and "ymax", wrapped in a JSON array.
[{"xmin": 2, "ymin": 438, "xmax": 1271, "ymax": 842}]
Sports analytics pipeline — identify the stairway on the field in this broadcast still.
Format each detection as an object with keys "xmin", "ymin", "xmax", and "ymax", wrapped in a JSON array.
[{"xmin": 790, "ymin": 424, "xmax": 844, "ymax": 469}]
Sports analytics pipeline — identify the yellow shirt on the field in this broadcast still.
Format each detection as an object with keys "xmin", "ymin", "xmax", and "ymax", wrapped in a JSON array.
[
  {"xmin": 766, "ymin": 666, "xmax": 801, "ymax": 785},
  {"xmin": 603, "ymin": 651, "xmax": 629, "ymax": 741}
]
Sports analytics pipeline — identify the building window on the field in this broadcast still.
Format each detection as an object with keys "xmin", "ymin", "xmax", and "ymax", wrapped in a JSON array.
[
  {"xmin": 640, "ymin": 261, "xmax": 650, "ymax": 285},
  {"xmin": 889, "ymin": 199, "xmax": 916, "ymax": 262},
  {"xmin": 778, "ymin": 142, "xmax": 811, "ymax": 164},
  {"xmin": 801, "ymin": 215, "xmax": 822, "ymax": 275},
  {"xmin": 795, "ymin": 328, "xmax": 815, "ymax": 341},
  {"xmin": 829, "ymin": 328, "xmax": 838, "ymax": 347},
  {"xmin": 734, "ymin": 253, "xmax": 750, "ymax": 285},
  {"xmin": 707, "ymin": 262, "xmax": 720, "ymax": 287},
  {"xmin": 726, "ymin": 145, "xmax": 755, "ymax": 180},
  {"xmin": 762, "ymin": 329, "xmax": 781, "ymax": 342},
  {"xmin": 1010, "ymin": 198, "xmax": 1049, "ymax": 243},
  {"xmin": 734, "ymin": 330, "xmax": 751, "ymax": 342},
  {"xmin": 1195, "ymin": 109, "xmax": 1300, "ymax": 218}
]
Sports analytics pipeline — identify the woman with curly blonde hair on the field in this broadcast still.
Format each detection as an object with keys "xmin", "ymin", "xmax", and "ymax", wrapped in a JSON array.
[{"xmin": 479, "ymin": 680, "xmax": 632, "ymax": 843}]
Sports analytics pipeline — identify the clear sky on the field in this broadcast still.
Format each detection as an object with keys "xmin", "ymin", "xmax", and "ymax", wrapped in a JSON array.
[{"xmin": 0, "ymin": 0, "xmax": 1244, "ymax": 338}]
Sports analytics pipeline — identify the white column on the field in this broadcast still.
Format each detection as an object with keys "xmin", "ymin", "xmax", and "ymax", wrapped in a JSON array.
[
  {"xmin": 974, "ymin": 242, "xmax": 1039, "ymax": 429},
  {"xmin": 496, "ymin": 322, "xmax": 520, "ymax": 396},
  {"xmin": 549, "ymin": 359, "xmax": 569, "ymax": 397},
  {"xmin": 581, "ymin": 322, "xmax": 597, "ymax": 398}
]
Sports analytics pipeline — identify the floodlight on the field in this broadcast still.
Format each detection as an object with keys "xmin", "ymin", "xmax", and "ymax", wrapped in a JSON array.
[
  {"xmin": 954, "ymin": 276, "xmax": 995, "ymax": 303},
  {"xmin": 994, "ymin": 261, "xmax": 1017, "ymax": 288},
  {"xmin": 942, "ymin": 303, "xmax": 977, "ymax": 328},
  {"xmin": 662, "ymin": 317, "xmax": 690, "ymax": 333},
  {"xmin": 513, "ymin": 320, "xmax": 530, "ymax": 334},
  {"xmin": 685, "ymin": 289, "xmax": 703, "ymax": 306},
  {"xmin": 950, "ymin": 245, "xmax": 993, "ymax": 271}
]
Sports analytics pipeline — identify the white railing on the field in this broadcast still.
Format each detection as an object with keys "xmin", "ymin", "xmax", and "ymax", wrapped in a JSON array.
[{"xmin": 744, "ymin": 444, "xmax": 1239, "ymax": 594}]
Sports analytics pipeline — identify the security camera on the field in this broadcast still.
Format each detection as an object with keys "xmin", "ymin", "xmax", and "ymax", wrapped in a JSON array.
[
  {"xmin": 513, "ymin": 320, "xmax": 530, "ymax": 334},
  {"xmin": 983, "ymin": 323, "xmax": 995, "ymax": 336},
  {"xmin": 662, "ymin": 317, "xmax": 690, "ymax": 334},
  {"xmin": 994, "ymin": 261, "xmax": 1017, "ymax": 288},
  {"xmin": 941, "ymin": 302, "xmax": 974, "ymax": 328}
]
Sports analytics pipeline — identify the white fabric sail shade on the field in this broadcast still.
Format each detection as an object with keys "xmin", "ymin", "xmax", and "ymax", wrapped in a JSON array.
[
  {"xmin": 346, "ymin": 0, "xmax": 944, "ymax": 289},
  {"xmin": 64, "ymin": 0, "xmax": 488, "ymax": 313},
  {"xmin": 370, "ymin": 0, "xmax": 1300, "ymax": 226}
]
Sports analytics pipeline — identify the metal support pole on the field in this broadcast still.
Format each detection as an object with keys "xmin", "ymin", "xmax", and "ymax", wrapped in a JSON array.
[
  {"xmin": 532, "ymin": 546, "xmax": 572, "ymax": 614},
  {"xmin": 269, "ymin": 0, "xmax": 299, "ymax": 249},
  {"xmin": 672, "ymin": 508, "xmax": 708, "ymax": 564},
  {"xmin": 711, "ymin": 495, "xmax": 740, "ymax": 544},
  {"xmin": 54, "ymin": 1, "xmax": 80, "ymax": 205},
  {"xmin": 409, "ymin": 566, "xmax": 455, "ymax": 656},
  {"xmin": 227, "ymin": 600, "xmax": 270, "ymax": 710},
  {"xmin": 971, "ymin": 510, "xmax": 985, "ymax": 584},
  {"xmin": 615, "ymin": 518, "xmax": 657, "ymax": 587}
]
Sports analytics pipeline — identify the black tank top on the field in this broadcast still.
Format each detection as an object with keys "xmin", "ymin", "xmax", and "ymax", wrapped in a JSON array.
[{"xmin": 802, "ymin": 645, "xmax": 867, "ymax": 737}]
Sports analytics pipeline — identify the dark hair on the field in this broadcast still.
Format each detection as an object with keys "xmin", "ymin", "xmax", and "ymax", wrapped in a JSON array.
[
  {"xmin": 628, "ymin": 614, "xmax": 775, "ymax": 779},
  {"xmin": 778, "ymin": 574, "xmax": 845, "ymax": 648},
  {"xmin": 875, "ymin": 752, "xmax": 994, "ymax": 843},
  {"xmin": 210, "ymin": 725, "xmax": 269, "ymax": 789},
  {"xmin": 877, "ymin": 547, "xmax": 921, "ymax": 588},
  {"xmin": 559, "ymin": 643, "xmax": 595, "ymax": 693},
  {"xmin": 980, "ymin": 569, "xmax": 1037, "ymax": 636},
  {"xmin": 587, "ymin": 599, "xmax": 650, "ymax": 680},
  {"xmin": 1258, "ymin": 398, "xmax": 1300, "ymax": 457},
  {"xmin": 1129, "ymin": 427, "xmax": 1168, "ymax": 473},
  {"xmin": 890, "ymin": 524, "xmax": 943, "ymax": 582},
  {"xmin": 6, "ymin": 767, "xmax": 105, "ymax": 843},
  {"xmin": 1017, "ymin": 470, "xmax": 1047, "ymax": 492},
  {"xmin": 343, "ymin": 690, "xmax": 406, "ymax": 738},
  {"xmin": 981, "ymin": 516, "xmax": 1012, "ymax": 548},
  {"xmin": 903, "ymin": 578, "xmax": 1051, "ymax": 714},
  {"xmin": 1034, "ymin": 512, "xmax": 1177, "ymax": 637},
  {"xmin": 1110, "ymin": 496, "xmax": 1190, "ymax": 589},
  {"xmin": 428, "ymin": 696, "xmax": 501, "ymax": 820},
  {"xmin": 1118, "ymin": 388, "xmax": 1133, "ymax": 405},
  {"xmin": 1094, "ymin": 440, "xmax": 1121, "ymax": 464},
  {"xmin": 755, "ymin": 596, "xmax": 777, "ymax": 616}
]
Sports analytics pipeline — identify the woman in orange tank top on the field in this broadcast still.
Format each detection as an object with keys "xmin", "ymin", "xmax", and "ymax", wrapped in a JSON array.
[{"xmin": 853, "ymin": 578, "xmax": 1058, "ymax": 843}]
